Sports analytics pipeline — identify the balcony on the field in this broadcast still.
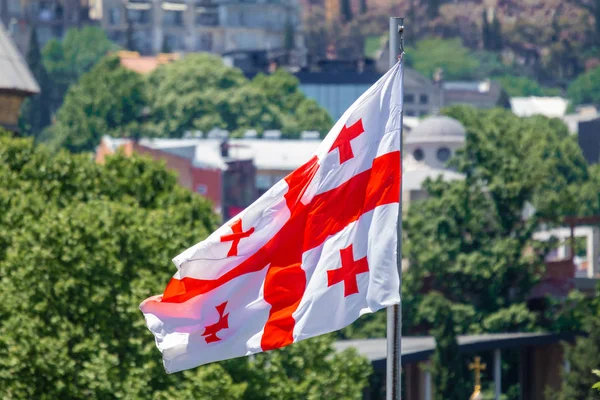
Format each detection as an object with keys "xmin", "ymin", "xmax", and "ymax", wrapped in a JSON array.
[{"xmin": 195, "ymin": 8, "xmax": 219, "ymax": 27}]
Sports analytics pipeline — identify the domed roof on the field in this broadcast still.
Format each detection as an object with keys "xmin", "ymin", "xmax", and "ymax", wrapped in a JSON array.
[{"xmin": 405, "ymin": 116, "xmax": 465, "ymax": 144}]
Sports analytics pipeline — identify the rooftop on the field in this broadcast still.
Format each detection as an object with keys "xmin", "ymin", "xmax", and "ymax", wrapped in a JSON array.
[
  {"xmin": 117, "ymin": 51, "xmax": 180, "ymax": 74},
  {"xmin": 405, "ymin": 115, "xmax": 466, "ymax": 145},
  {"xmin": 511, "ymin": 96, "xmax": 569, "ymax": 118},
  {"xmin": 334, "ymin": 332, "xmax": 573, "ymax": 369},
  {"xmin": 0, "ymin": 23, "xmax": 39, "ymax": 94},
  {"xmin": 102, "ymin": 136, "xmax": 321, "ymax": 171}
]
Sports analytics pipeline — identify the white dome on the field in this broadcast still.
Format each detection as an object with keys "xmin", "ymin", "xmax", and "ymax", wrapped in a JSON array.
[{"xmin": 405, "ymin": 116, "xmax": 466, "ymax": 144}]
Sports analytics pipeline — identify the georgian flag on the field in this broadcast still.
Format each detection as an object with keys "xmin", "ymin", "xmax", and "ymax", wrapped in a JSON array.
[{"xmin": 140, "ymin": 62, "xmax": 404, "ymax": 373}]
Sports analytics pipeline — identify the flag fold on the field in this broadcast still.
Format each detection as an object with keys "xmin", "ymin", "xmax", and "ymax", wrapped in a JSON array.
[{"xmin": 140, "ymin": 62, "xmax": 404, "ymax": 373}]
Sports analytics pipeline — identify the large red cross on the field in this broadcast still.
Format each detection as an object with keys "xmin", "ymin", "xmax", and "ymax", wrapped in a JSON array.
[
  {"xmin": 327, "ymin": 244, "xmax": 369, "ymax": 297},
  {"xmin": 220, "ymin": 219, "xmax": 255, "ymax": 257},
  {"xmin": 162, "ymin": 140, "xmax": 400, "ymax": 351},
  {"xmin": 328, "ymin": 119, "xmax": 365, "ymax": 164},
  {"xmin": 202, "ymin": 302, "xmax": 229, "ymax": 343}
]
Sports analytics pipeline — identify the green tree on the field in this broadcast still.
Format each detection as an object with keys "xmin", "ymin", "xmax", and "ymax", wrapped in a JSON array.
[
  {"xmin": 42, "ymin": 26, "xmax": 119, "ymax": 112},
  {"xmin": 482, "ymin": 9, "xmax": 503, "ymax": 51},
  {"xmin": 402, "ymin": 107, "xmax": 588, "ymax": 334},
  {"xmin": 57, "ymin": 26, "xmax": 120, "ymax": 79},
  {"xmin": 148, "ymin": 54, "xmax": 332, "ymax": 138},
  {"xmin": 50, "ymin": 55, "xmax": 149, "ymax": 152},
  {"xmin": 20, "ymin": 27, "xmax": 51, "ymax": 137},
  {"xmin": 593, "ymin": 369, "xmax": 600, "ymax": 394},
  {"xmin": 342, "ymin": 107, "xmax": 589, "ymax": 340},
  {"xmin": 552, "ymin": 285, "xmax": 600, "ymax": 400},
  {"xmin": 567, "ymin": 66, "xmax": 600, "ymax": 106},
  {"xmin": 576, "ymin": 164, "xmax": 600, "ymax": 214},
  {"xmin": 251, "ymin": 69, "xmax": 333, "ymax": 136},
  {"xmin": 405, "ymin": 38, "xmax": 480, "ymax": 80},
  {"xmin": 421, "ymin": 293, "xmax": 471, "ymax": 400},
  {"xmin": 498, "ymin": 75, "xmax": 561, "ymax": 97},
  {"xmin": 0, "ymin": 132, "xmax": 372, "ymax": 399}
]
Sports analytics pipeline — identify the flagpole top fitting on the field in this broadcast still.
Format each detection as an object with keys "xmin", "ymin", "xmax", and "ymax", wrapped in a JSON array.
[{"xmin": 398, "ymin": 24, "xmax": 405, "ymax": 58}]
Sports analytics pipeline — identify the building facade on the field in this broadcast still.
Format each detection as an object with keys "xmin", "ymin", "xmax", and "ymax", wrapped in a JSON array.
[
  {"xmin": 1, "ymin": 0, "xmax": 92, "ymax": 54},
  {"xmin": 296, "ymin": 62, "xmax": 441, "ymax": 121},
  {"xmin": 100, "ymin": 0, "xmax": 305, "ymax": 58}
]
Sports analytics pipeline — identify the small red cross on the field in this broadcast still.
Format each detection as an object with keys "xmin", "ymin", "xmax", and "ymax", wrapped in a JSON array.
[
  {"xmin": 220, "ymin": 219, "xmax": 254, "ymax": 257},
  {"xmin": 328, "ymin": 119, "xmax": 364, "ymax": 164},
  {"xmin": 327, "ymin": 244, "xmax": 369, "ymax": 297},
  {"xmin": 202, "ymin": 302, "xmax": 229, "ymax": 343}
]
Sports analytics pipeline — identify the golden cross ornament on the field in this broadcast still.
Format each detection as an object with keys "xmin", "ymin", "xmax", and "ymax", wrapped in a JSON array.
[
  {"xmin": 469, "ymin": 356, "xmax": 487, "ymax": 400},
  {"xmin": 469, "ymin": 356, "xmax": 487, "ymax": 387}
]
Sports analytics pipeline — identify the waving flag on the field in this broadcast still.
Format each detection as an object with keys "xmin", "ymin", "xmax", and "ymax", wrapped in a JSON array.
[{"xmin": 140, "ymin": 62, "xmax": 404, "ymax": 373}]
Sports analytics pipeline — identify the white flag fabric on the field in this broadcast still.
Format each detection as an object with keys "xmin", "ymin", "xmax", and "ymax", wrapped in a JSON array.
[{"xmin": 140, "ymin": 62, "xmax": 404, "ymax": 373}]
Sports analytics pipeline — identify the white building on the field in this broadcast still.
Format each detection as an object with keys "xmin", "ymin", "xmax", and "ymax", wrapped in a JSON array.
[
  {"xmin": 99, "ymin": 0, "xmax": 305, "ymax": 57},
  {"xmin": 402, "ymin": 116, "xmax": 465, "ymax": 204},
  {"xmin": 510, "ymin": 96, "xmax": 569, "ymax": 119}
]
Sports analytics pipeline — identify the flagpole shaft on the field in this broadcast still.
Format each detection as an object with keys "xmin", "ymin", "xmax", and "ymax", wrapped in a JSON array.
[{"xmin": 387, "ymin": 16, "xmax": 404, "ymax": 400}]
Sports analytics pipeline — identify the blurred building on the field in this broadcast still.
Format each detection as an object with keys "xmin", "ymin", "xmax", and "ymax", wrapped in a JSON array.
[
  {"xmin": 562, "ymin": 105, "xmax": 598, "ymax": 135},
  {"xmin": 443, "ymin": 79, "xmax": 509, "ymax": 109},
  {"xmin": 578, "ymin": 117, "xmax": 600, "ymax": 165},
  {"xmin": 510, "ymin": 96, "xmax": 569, "ymax": 118},
  {"xmin": 402, "ymin": 115, "xmax": 465, "ymax": 204},
  {"xmin": 96, "ymin": 131, "xmax": 321, "ymax": 220},
  {"xmin": 99, "ymin": 0, "xmax": 305, "ymax": 64},
  {"xmin": 0, "ymin": 22, "xmax": 39, "ymax": 132},
  {"xmin": 336, "ymin": 332, "xmax": 573, "ymax": 400},
  {"xmin": 0, "ymin": 0, "xmax": 93, "ymax": 54},
  {"xmin": 295, "ymin": 60, "xmax": 441, "ymax": 121}
]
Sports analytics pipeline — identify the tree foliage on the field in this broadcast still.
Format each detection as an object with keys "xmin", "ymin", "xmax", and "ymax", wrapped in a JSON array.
[
  {"xmin": 147, "ymin": 54, "xmax": 332, "ymax": 138},
  {"xmin": 42, "ymin": 26, "xmax": 119, "ymax": 113},
  {"xmin": 340, "ymin": 106, "xmax": 589, "ymax": 341},
  {"xmin": 0, "ymin": 132, "xmax": 371, "ymax": 399},
  {"xmin": 402, "ymin": 107, "xmax": 588, "ymax": 334},
  {"xmin": 498, "ymin": 75, "xmax": 561, "ymax": 97},
  {"xmin": 593, "ymin": 369, "xmax": 600, "ymax": 394},
  {"xmin": 405, "ymin": 38, "xmax": 480, "ymax": 80},
  {"xmin": 567, "ymin": 66, "xmax": 600, "ymax": 106},
  {"xmin": 552, "ymin": 285, "xmax": 600, "ymax": 400},
  {"xmin": 49, "ymin": 56, "xmax": 149, "ymax": 152},
  {"xmin": 48, "ymin": 53, "xmax": 333, "ymax": 151},
  {"xmin": 482, "ymin": 10, "xmax": 503, "ymax": 51},
  {"xmin": 422, "ymin": 293, "xmax": 471, "ymax": 400},
  {"xmin": 20, "ymin": 28, "xmax": 51, "ymax": 137}
]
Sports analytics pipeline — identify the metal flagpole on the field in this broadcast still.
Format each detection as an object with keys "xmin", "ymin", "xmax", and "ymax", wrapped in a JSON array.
[{"xmin": 386, "ymin": 16, "xmax": 404, "ymax": 400}]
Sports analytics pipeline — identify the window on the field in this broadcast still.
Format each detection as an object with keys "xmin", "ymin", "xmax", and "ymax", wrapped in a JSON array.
[
  {"xmin": 163, "ymin": 10, "xmax": 183, "ymax": 26},
  {"xmin": 256, "ymin": 174, "xmax": 272, "ymax": 190},
  {"xmin": 404, "ymin": 93, "xmax": 414, "ymax": 104},
  {"xmin": 419, "ymin": 94, "xmax": 428, "ymax": 104},
  {"xmin": 38, "ymin": 1, "xmax": 55, "ymax": 20},
  {"xmin": 436, "ymin": 147, "xmax": 451, "ymax": 162},
  {"xmin": 196, "ymin": 32, "xmax": 213, "ymax": 51},
  {"xmin": 196, "ymin": 184, "xmax": 208, "ymax": 195},
  {"xmin": 405, "ymin": 110, "xmax": 416, "ymax": 117},
  {"xmin": 109, "ymin": 7, "xmax": 121, "ymax": 25},
  {"xmin": 164, "ymin": 33, "xmax": 181, "ymax": 50},
  {"xmin": 413, "ymin": 148, "xmax": 424, "ymax": 161},
  {"xmin": 128, "ymin": 9, "xmax": 150, "ymax": 24},
  {"xmin": 195, "ymin": 8, "xmax": 218, "ymax": 26}
]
